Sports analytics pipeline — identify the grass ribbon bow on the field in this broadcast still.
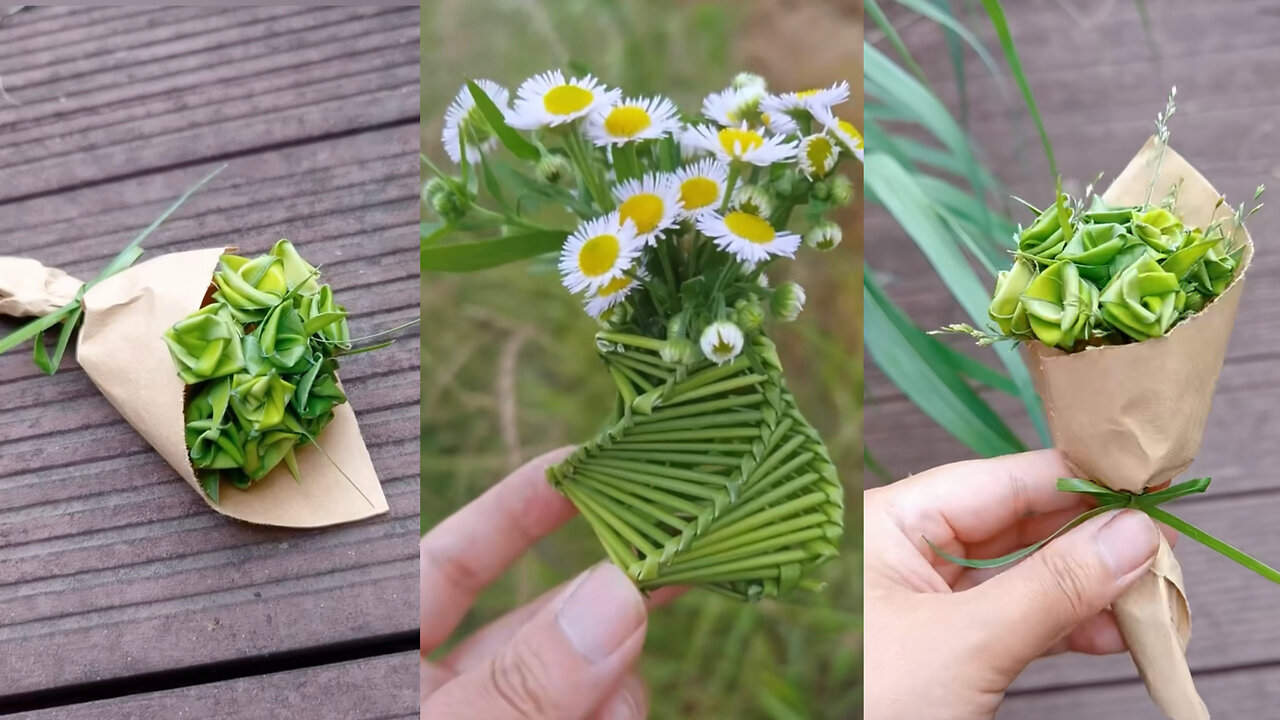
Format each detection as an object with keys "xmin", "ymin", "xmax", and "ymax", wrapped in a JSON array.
[{"xmin": 929, "ymin": 477, "xmax": 1280, "ymax": 585}]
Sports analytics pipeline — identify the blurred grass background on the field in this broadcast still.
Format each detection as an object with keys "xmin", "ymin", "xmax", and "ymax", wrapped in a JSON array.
[{"xmin": 423, "ymin": 1, "xmax": 862, "ymax": 717}]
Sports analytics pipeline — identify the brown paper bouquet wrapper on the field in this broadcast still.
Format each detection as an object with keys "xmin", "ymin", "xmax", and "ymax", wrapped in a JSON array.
[
  {"xmin": 0, "ymin": 248, "xmax": 389, "ymax": 528},
  {"xmin": 1025, "ymin": 138, "xmax": 1249, "ymax": 720}
]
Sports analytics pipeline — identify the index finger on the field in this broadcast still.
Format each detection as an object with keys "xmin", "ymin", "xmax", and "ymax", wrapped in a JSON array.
[
  {"xmin": 886, "ymin": 449, "xmax": 1089, "ymax": 546},
  {"xmin": 421, "ymin": 446, "xmax": 577, "ymax": 654}
]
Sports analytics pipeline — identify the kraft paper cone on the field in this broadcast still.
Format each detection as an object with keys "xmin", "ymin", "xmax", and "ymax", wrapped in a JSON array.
[
  {"xmin": 1026, "ymin": 138, "xmax": 1249, "ymax": 720},
  {"xmin": 0, "ymin": 248, "xmax": 388, "ymax": 528},
  {"xmin": 0, "ymin": 257, "xmax": 84, "ymax": 317}
]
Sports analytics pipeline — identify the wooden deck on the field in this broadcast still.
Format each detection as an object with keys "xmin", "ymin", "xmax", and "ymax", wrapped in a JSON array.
[
  {"xmin": 0, "ymin": 6, "xmax": 419, "ymax": 717},
  {"xmin": 867, "ymin": 1, "xmax": 1280, "ymax": 717}
]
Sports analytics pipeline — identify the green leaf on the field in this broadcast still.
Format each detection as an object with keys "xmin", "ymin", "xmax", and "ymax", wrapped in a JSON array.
[
  {"xmin": 895, "ymin": 0, "xmax": 1005, "ymax": 84},
  {"xmin": 866, "ymin": 0, "xmax": 928, "ymax": 83},
  {"xmin": 865, "ymin": 270, "xmax": 1025, "ymax": 457},
  {"xmin": 421, "ymin": 230, "xmax": 569, "ymax": 273},
  {"xmin": 979, "ymin": 0, "xmax": 1057, "ymax": 176},
  {"xmin": 467, "ymin": 80, "xmax": 540, "ymax": 162}
]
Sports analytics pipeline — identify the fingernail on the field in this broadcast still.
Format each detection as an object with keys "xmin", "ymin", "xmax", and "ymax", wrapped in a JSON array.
[
  {"xmin": 556, "ymin": 564, "xmax": 645, "ymax": 662},
  {"xmin": 1096, "ymin": 509, "xmax": 1159, "ymax": 577}
]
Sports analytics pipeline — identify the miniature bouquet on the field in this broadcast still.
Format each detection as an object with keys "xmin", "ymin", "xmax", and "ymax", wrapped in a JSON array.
[
  {"xmin": 423, "ymin": 71, "xmax": 859, "ymax": 600},
  {"xmin": 0, "ymin": 170, "xmax": 396, "ymax": 528},
  {"xmin": 940, "ymin": 92, "xmax": 1278, "ymax": 720}
]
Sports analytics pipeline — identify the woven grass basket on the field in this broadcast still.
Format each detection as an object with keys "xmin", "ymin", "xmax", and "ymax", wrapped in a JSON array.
[{"xmin": 548, "ymin": 332, "xmax": 844, "ymax": 601}]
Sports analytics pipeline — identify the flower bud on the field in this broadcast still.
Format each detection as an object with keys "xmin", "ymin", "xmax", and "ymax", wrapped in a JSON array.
[
  {"xmin": 536, "ymin": 153, "xmax": 573, "ymax": 185},
  {"xmin": 811, "ymin": 179, "xmax": 830, "ymax": 202},
  {"xmin": 659, "ymin": 337, "xmax": 699, "ymax": 365},
  {"xmin": 699, "ymin": 320, "xmax": 745, "ymax": 365},
  {"xmin": 828, "ymin": 174, "xmax": 854, "ymax": 206},
  {"xmin": 732, "ymin": 72, "xmax": 767, "ymax": 94},
  {"xmin": 771, "ymin": 281, "xmax": 806, "ymax": 322},
  {"xmin": 430, "ymin": 181, "xmax": 470, "ymax": 223},
  {"xmin": 804, "ymin": 221, "xmax": 843, "ymax": 251},
  {"xmin": 422, "ymin": 177, "xmax": 449, "ymax": 206},
  {"xmin": 734, "ymin": 298, "xmax": 765, "ymax": 332},
  {"xmin": 731, "ymin": 184, "xmax": 773, "ymax": 218}
]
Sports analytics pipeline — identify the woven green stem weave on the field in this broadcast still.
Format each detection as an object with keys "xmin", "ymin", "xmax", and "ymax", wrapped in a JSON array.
[{"xmin": 548, "ymin": 333, "xmax": 844, "ymax": 601}]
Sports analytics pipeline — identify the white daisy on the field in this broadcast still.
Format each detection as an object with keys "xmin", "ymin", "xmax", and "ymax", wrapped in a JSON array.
[
  {"xmin": 682, "ymin": 122, "xmax": 798, "ymax": 167},
  {"xmin": 584, "ymin": 269, "xmax": 644, "ymax": 318},
  {"xmin": 509, "ymin": 71, "xmax": 620, "ymax": 130},
  {"xmin": 699, "ymin": 320, "xmax": 745, "ymax": 365},
  {"xmin": 798, "ymin": 134, "xmax": 840, "ymax": 179},
  {"xmin": 587, "ymin": 95, "xmax": 680, "ymax": 146},
  {"xmin": 442, "ymin": 79, "xmax": 509, "ymax": 164},
  {"xmin": 672, "ymin": 159, "xmax": 728, "ymax": 218},
  {"xmin": 613, "ymin": 173, "xmax": 682, "ymax": 246},
  {"xmin": 698, "ymin": 210, "xmax": 801, "ymax": 264},
  {"xmin": 814, "ymin": 106, "xmax": 863, "ymax": 161},
  {"xmin": 559, "ymin": 213, "xmax": 640, "ymax": 294},
  {"xmin": 761, "ymin": 80, "xmax": 851, "ymax": 119},
  {"xmin": 678, "ymin": 124, "xmax": 710, "ymax": 160},
  {"xmin": 701, "ymin": 87, "xmax": 765, "ymax": 127}
]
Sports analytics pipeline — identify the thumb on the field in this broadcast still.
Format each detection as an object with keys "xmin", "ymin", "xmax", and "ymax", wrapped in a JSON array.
[
  {"xmin": 424, "ymin": 563, "xmax": 648, "ymax": 720},
  {"xmin": 963, "ymin": 509, "xmax": 1160, "ymax": 677}
]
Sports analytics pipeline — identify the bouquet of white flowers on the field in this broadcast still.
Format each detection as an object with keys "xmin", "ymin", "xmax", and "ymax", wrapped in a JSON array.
[{"xmin": 424, "ymin": 70, "xmax": 860, "ymax": 600}]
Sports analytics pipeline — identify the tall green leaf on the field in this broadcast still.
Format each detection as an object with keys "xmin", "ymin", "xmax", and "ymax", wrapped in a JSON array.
[
  {"xmin": 421, "ymin": 230, "xmax": 568, "ymax": 273},
  {"xmin": 978, "ymin": 0, "xmax": 1057, "ymax": 176}
]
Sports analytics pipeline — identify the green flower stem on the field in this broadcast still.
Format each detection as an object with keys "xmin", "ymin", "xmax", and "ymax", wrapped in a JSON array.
[
  {"xmin": 676, "ymin": 516, "xmax": 829, "ymax": 563},
  {"xmin": 573, "ymin": 484, "xmax": 663, "ymax": 553},
  {"xmin": 719, "ymin": 164, "xmax": 742, "ymax": 214},
  {"xmin": 616, "ymin": 428, "xmax": 763, "ymax": 442},
  {"xmin": 606, "ymin": 450, "xmax": 741, "ymax": 467},
  {"xmin": 592, "ymin": 457, "xmax": 727, "ymax": 485},
  {"xmin": 615, "ymin": 143, "xmax": 641, "ymax": 182},
  {"xmin": 697, "ymin": 492, "xmax": 831, "ymax": 545},
  {"xmin": 665, "ymin": 374, "xmax": 770, "ymax": 405},
  {"xmin": 583, "ymin": 479, "xmax": 688, "ymax": 529},
  {"xmin": 739, "ymin": 456, "xmax": 818, "ymax": 506},
  {"xmin": 578, "ymin": 469, "xmax": 704, "ymax": 515},
  {"xmin": 598, "ymin": 332, "xmax": 666, "ymax": 352},
  {"xmin": 609, "ymin": 366, "xmax": 639, "ymax": 406},
  {"xmin": 744, "ymin": 435, "xmax": 808, "ymax": 485},
  {"xmin": 667, "ymin": 356, "xmax": 753, "ymax": 395},
  {"xmin": 565, "ymin": 485, "xmax": 636, "ymax": 568},
  {"xmin": 931, "ymin": 477, "xmax": 1280, "ymax": 586},
  {"xmin": 627, "ymin": 413, "xmax": 763, "ymax": 435},
  {"xmin": 672, "ymin": 528, "xmax": 829, "ymax": 570},
  {"xmin": 642, "ymin": 549, "xmax": 811, "ymax": 586},
  {"xmin": 615, "ymin": 441, "xmax": 754, "ymax": 453},
  {"xmin": 630, "ymin": 394, "xmax": 765, "ymax": 423},
  {"xmin": 607, "ymin": 353, "xmax": 672, "ymax": 381},
  {"xmin": 583, "ymin": 466, "xmax": 722, "ymax": 499},
  {"xmin": 658, "ymin": 236, "xmax": 678, "ymax": 294},
  {"xmin": 563, "ymin": 130, "xmax": 613, "ymax": 212}
]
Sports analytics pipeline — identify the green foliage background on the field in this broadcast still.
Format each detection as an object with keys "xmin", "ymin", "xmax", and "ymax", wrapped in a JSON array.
[{"xmin": 422, "ymin": 1, "xmax": 863, "ymax": 717}]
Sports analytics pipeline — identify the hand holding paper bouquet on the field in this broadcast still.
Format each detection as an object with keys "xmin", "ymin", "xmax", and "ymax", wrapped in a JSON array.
[
  {"xmin": 424, "ymin": 71, "xmax": 859, "ymax": 600},
  {"xmin": 0, "ymin": 171, "xmax": 403, "ymax": 528},
  {"xmin": 941, "ymin": 92, "xmax": 1278, "ymax": 720}
]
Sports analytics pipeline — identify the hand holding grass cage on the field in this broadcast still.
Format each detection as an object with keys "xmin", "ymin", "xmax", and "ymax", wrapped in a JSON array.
[{"xmin": 424, "ymin": 70, "xmax": 861, "ymax": 600}]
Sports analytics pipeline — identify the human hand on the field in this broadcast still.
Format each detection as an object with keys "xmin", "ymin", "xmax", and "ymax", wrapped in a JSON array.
[
  {"xmin": 863, "ymin": 450, "xmax": 1173, "ymax": 720},
  {"xmin": 421, "ymin": 447, "xmax": 676, "ymax": 720}
]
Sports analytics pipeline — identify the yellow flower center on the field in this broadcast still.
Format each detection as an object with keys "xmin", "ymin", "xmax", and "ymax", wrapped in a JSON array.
[
  {"xmin": 718, "ymin": 128, "xmax": 764, "ymax": 158},
  {"xmin": 680, "ymin": 177, "xmax": 719, "ymax": 210},
  {"xmin": 724, "ymin": 212, "xmax": 776, "ymax": 245},
  {"xmin": 598, "ymin": 274, "xmax": 634, "ymax": 297},
  {"xmin": 604, "ymin": 106, "xmax": 652, "ymax": 138},
  {"xmin": 619, "ymin": 193, "xmax": 665, "ymax": 234},
  {"xmin": 577, "ymin": 234, "xmax": 620, "ymax": 276},
  {"xmin": 712, "ymin": 336, "xmax": 734, "ymax": 356},
  {"xmin": 544, "ymin": 85, "xmax": 594, "ymax": 116},
  {"xmin": 805, "ymin": 136, "xmax": 835, "ymax": 174}
]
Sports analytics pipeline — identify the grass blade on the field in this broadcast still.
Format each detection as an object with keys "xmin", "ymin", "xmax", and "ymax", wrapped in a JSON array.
[
  {"xmin": 979, "ymin": 0, "xmax": 1056, "ymax": 176},
  {"xmin": 421, "ymin": 230, "xmax": 568, "ymax": 273}
]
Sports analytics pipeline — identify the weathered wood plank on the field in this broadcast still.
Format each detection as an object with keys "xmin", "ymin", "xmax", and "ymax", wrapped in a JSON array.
[
  {"xmin": 1001, "ymin": 661, "xmax": 1280, "ymax": 720},
  {"xmin": 0, "ymin": 6, "xmax": 419, "ymax": 201},
  {"xmin": 6, "ymin": 652, "xmax": 419, "ymax": 719},
  {"xmin": 0, "ymin": 5, "xmax": 420, "ymax": 701}
]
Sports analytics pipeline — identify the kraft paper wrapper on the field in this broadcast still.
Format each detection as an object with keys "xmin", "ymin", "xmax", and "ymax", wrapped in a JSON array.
[
  {"xmin": 0, "ymin": 257, "xmax": 84, "ymax": 316},
  {"xmin": 1026, "ymin": 138, "xmax": 1249, "ymax": 720},
  {"xmin": 1, "ymin": 248, "xmax": 388, "ymax": 528}
]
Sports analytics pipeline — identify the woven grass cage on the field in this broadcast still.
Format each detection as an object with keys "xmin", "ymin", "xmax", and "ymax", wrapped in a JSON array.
[{"xmin": 548, "ymin": 332, "xmax": 844, "ymax": 601}]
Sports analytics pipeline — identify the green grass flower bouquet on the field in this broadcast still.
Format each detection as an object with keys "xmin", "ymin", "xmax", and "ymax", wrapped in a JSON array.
[
  {"xmin": 424, "ymin": 71, "xmax": 860, "ymax": 600},
  {"xmin": 0, "ymin": 172, "xmax": 396, "ymax": 528},
  {"xmin": 941, "ymin": 95, "xmax": 1276, "ymax": 720}
]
